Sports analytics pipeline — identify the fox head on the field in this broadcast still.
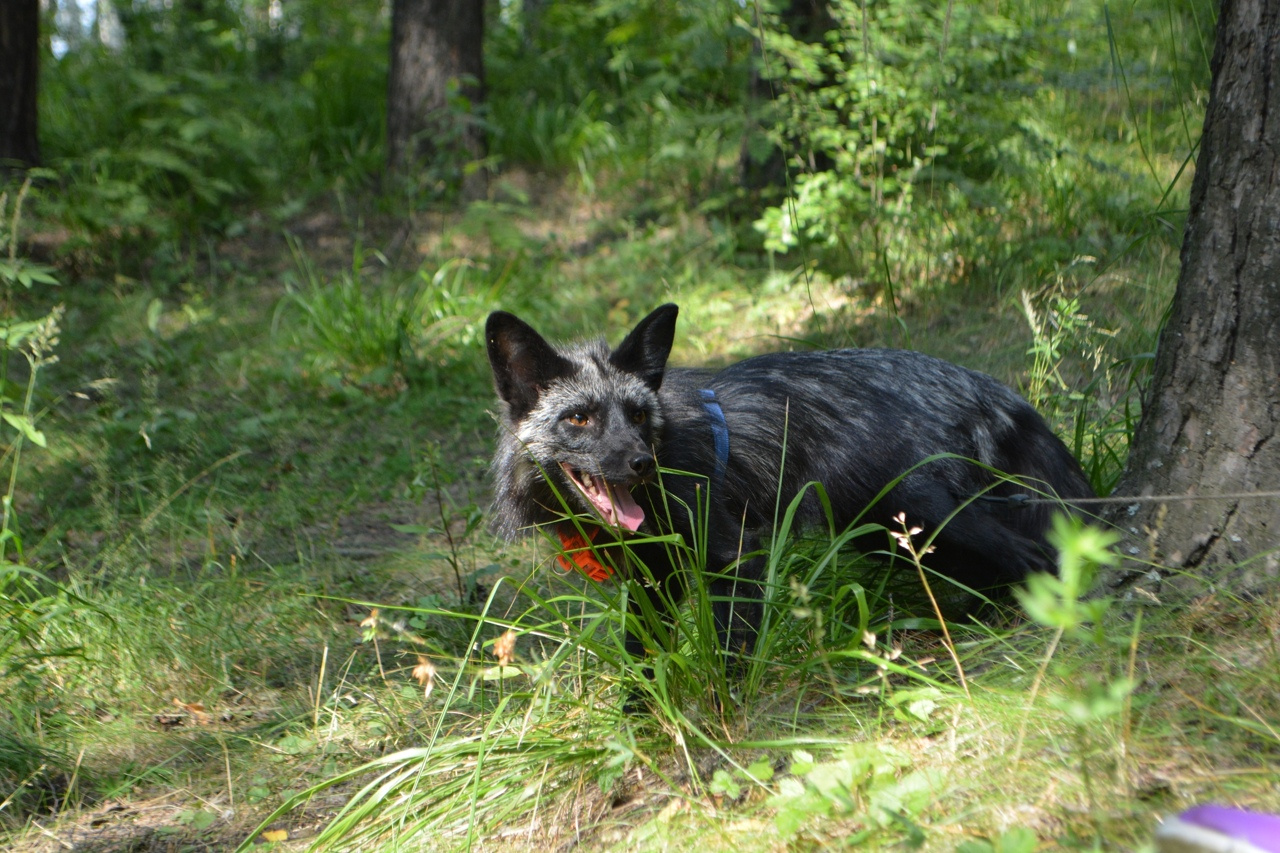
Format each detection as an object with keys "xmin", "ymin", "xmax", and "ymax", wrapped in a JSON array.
[{"xmin": 486, "ymin": 304, "xmax": 678, "ymax": 532}]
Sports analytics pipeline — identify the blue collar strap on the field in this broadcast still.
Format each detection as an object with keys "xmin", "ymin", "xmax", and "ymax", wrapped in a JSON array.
[{"xmin": 699, "ymin": 389, "xmax": 730, "ymax": 488}]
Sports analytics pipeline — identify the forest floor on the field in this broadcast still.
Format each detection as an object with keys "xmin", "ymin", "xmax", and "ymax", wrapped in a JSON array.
[{"xmin": 4, "ymin": 185, "xmax": 1278, "ymax": 852}]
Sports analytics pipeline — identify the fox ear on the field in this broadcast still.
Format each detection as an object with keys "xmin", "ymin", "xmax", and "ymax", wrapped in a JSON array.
[
  {"xmin": 610, "ymin": 303, "xmax": 678, "ymax": 390},
  {"xmin": 486, "ymin": 311, "xmax": 576, "ymax": 420}
]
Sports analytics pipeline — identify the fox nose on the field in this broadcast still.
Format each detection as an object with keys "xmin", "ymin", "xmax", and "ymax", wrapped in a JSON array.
[{"xmin": 629, "ymin": 453, "xmax": 654, "ymax": 478}]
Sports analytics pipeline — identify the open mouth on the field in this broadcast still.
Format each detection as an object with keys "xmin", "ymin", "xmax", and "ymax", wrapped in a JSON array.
[{"xmin": 559, "ymin": 463, "xmax": 645, "ymax": 531}]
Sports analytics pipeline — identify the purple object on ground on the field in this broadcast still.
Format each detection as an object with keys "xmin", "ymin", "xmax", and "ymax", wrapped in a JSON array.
[{"xmin": 1156, "ymin": 805, "xmax": 1280, "ymax": 853}]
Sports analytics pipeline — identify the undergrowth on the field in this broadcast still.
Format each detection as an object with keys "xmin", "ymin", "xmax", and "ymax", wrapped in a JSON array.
[
  {"xmin": 5, "ymin": 190, "xmax": 1276, "ymax": 849},
  {"xmin": 240, "ymin": 499, "xmax": 1279, "ymax": 851},
  {"xmin": 7, "ymin": 0, "xmax": 1276, "ymax": 849},
  {"xmin": 0, "ymin": 181, "xmax": 80, "ymax": 822}
]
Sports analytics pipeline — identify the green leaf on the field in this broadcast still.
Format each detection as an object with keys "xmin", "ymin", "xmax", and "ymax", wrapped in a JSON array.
[
  {"xmin": 174, "ymin": 808, "xmax": 218, "ymax": 831},
  {"xmin": 147, "ymin": 298, "xmax": 165, "ymax": 334},
  {"xmin": 997, "ymin": 827, "xmax": 1040, "ymax": 853},
  {"xmin": 2, "ymin": 413, "xmax": 47, "ymax": 448},
  {"xmin": 768, "ymin": 777, "xmax": 831, "ymax": 838},
  {"xmin": 888, "ymin": 687, "xmax": 947, "ymax": 723},
  {"xmin": 868, "ymin": 769, "xmax": 936, "ymax": 827},
  {"xmin": 709, "ymin": 768, "xmax": 741, "ymax": 799},
  {"xmin": 132, "ymin": 146, "xmax": 192, "ymax": 175},
  {"xmin": 0, "ymin": 259, "xmax": 59, "ymax": 289},
  {"xmin": 745, "ymin": 758, "xmax": 775, "ymax": 782},
  {"xmin": 275, "ymin": 734, "xmax": 315, "ymax": 755},
  {"xmin": 480, "ymin": 665, "xmax": 523, "ymax": 681},
  {"xmin": 0, "ymin": 319, "xmax": 41, "ymax": 346}
]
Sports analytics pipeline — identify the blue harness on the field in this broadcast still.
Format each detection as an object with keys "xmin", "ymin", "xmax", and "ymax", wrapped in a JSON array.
[{"xmin": 699, "ymin": 389, "xmax": 731, "ymax": 488}]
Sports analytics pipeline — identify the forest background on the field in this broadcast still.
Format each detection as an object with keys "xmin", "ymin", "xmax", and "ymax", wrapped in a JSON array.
[{"xmin": 3, "ymin": 0, "xmax": 1277, "ymax": 850}]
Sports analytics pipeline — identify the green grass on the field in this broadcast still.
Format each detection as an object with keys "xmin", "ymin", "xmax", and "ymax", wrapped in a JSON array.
[
  {"xmin": 228, "ymin": 515, "xmax": 1278, "ymax": 851},
  {"xmin": 8, "ymin": 0, "xmax": 1279, "ymax": 848},
  {"xmin": 3, "ymin": 194, "xmax": 1277, "ymax": 849},
  {"xmin": 6, "ymin": 186, "xmax": 1275, "ymax": 850},
  {"xmin": 1, "ymin": 172, "xmax": 1249, "ymax": 851}
]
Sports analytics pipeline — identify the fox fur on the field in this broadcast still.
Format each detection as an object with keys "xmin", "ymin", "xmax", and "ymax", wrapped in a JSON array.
[{"xmin": 485, "ymin": 303, "xmax": 1094, "ymax": 665}]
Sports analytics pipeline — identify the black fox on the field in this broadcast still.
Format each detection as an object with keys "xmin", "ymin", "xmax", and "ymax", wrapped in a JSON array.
[{"xmin": 485, "ymin": 303, "xmax": 1093, "ymax": 666}]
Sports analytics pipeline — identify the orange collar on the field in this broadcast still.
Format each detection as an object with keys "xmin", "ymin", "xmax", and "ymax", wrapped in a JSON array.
[{"xmin": 557, "ymin": 526, "xmax": 612, "ymax": 582}]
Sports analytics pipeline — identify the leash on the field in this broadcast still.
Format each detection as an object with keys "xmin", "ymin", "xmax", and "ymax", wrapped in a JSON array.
[{"xmin": 978, "ymin": 490, "xmax": 1280, "ymax": 509}]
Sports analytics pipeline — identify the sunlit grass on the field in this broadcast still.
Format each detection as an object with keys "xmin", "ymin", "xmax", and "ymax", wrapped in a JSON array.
[
  {"xmin": 8, "ymin": 0, "xmax": 1272, "ymax": 848},
  {"xmin": 236, "ymin": 515, "xmax": 1280, "ymax": 851}
]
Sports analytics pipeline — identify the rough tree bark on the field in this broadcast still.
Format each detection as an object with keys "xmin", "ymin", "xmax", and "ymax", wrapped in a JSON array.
[
  {"xmin": 386, "ymin": 0, "xmax": 486, "ymax": 199},
  {"xmin": 0, "ymin": 0, "xmax": 41, "ymax": 173},
  {"xmin": 1107, "ymin": 0, "xmax": 1279, "ymax": 594}
]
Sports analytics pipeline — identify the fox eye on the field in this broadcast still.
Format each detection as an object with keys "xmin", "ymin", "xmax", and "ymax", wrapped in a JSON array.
[
  {"xmin": 630, "ymin": 409, "xmax": 647, "ymax": 425},
  {"xmin": 565, "ymin": 412, "xmax": 590, "ymax": 427}
]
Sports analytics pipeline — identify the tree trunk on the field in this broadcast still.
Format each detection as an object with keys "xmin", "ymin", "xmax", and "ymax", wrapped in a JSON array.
[
  {"xmin": 386, "ymin": 0, "xmax": 486, "ymax": 199},
  {"xmin": 0, "ymin": 0, "xmax": 41, "ymax": 173},
  {"xmin": 740, "ymin": 0, "xmax": 835, "ymax": 192},
  {"xmin": 1107, "ymin": 0, "xmax": 1280, "ymax": 595}
]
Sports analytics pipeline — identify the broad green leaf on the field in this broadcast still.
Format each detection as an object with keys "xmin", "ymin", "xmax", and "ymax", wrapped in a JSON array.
[{"xmin": 2, "ymin": 413, "xmax": 47, "ymax": 447}]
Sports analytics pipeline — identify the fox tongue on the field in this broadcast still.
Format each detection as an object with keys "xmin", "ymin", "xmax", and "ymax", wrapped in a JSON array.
[
  {"xmin": 580, "ymin": 471, "xmax": 644, "ymax": 531},
  {"xmin": 602, "ymin": 483, "xmax": 645, "ymax": 531},
  {"xmin": 559, "ymin": 463, "xmax": 645, "ymax": 531}
]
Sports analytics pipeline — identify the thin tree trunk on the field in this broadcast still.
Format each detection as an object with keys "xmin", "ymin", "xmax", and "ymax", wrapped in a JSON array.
[
  {"xmin": 1, "ymin": 0, "xmax": 41, "ymax": 173},
  {"xmin": 386, "ymin": 0, "xmax": 486, "ymax": 199},
  {"xmin": 740, "ymin": 0, "xmax": 835, "ymax": 192}
]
